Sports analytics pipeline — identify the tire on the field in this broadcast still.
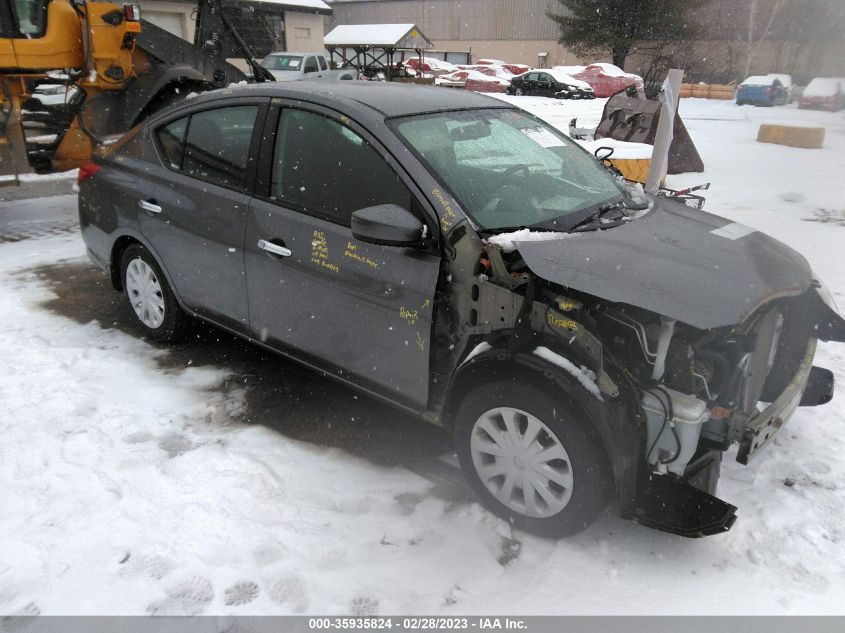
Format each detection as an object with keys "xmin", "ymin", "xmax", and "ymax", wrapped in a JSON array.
[
  {"xmin": 120, "ymin": 243, "xmax": 186, "ymax": 342},
  {"xmin": 514, "ymin": 88, "xmax": 524, "ymax": 96},
  {"xmin": 454, "ymin": 380, "xmax": 612, "ymax": 537}
]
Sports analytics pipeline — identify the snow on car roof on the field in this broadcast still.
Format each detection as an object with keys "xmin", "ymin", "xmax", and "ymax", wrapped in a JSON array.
[
  {"xmin": 546, "ymin": 68, "xmax": 592, "ymax": 89},
  {"xmin": 741, "ymin": 75, "xmax": 776, "ymax": 86},
  {"xmin": 324, "ymin": 23, "xmax": 432, "ymax": 48},
  {"xmin": 414, "ymin": 57, "xmax": 458, "ymax": 71},
  {"xmin": 803, "ymin": 77, "xmax": 842, "ymax": 97}
]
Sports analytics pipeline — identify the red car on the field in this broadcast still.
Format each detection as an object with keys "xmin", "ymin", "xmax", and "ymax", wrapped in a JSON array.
[
  {"xmin": 573, "ymin": 63, "xmax": 644, "ymax": 98},
  {"xmin": 799, "ymin": 77, "xmax": 844, "ymax": 112}
]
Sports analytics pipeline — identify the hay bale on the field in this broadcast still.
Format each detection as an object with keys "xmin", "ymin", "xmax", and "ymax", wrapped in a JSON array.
[{"xmin": 757, "ymin": 123, "xmax": 825, "ymax": 149}]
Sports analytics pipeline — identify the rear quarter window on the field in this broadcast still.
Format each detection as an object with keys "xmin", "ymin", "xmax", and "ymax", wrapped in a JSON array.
[{"xmin": 156, "ymin": 117, "xmax": 188, "ymax": 169}]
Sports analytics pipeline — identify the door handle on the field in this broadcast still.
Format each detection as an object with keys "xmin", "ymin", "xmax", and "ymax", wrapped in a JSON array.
[
  {"xmin": 139, "ymin": 199, "xmax": 162, "ymax": 214},
  {"xmin": 258, "ymin": 239, "xmax": 292, "ymax": 257}
]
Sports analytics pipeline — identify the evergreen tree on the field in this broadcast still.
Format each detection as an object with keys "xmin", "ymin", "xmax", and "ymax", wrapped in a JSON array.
[{"xmin": 548, "ymin": 0, "xmax": 708, "ymax": 70}]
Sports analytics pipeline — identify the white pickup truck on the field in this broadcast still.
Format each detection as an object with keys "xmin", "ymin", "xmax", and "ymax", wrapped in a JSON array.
[{"xmin": 260, "ymin": 52, "xmax": 358, "ymax": 82}]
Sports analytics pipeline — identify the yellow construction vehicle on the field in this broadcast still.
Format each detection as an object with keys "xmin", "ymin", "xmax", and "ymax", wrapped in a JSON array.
[{"xmin": 1, "ymin": 0, "xmax": 273, "ymax": 177}]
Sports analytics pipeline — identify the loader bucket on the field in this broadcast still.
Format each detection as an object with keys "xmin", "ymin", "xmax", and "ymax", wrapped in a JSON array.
[{"xmin": 595, "ymin": 87, "xmax": 704, "ymax": 174}]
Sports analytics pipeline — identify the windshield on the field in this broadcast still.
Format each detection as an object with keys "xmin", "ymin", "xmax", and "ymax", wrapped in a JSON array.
[
  {"xmin": 261, "ymin": 55, "xmax": 304, "ymax": 72},
  {"xmin": 393, "ymin": 109, "xmax": 624, "ymax": 231}
]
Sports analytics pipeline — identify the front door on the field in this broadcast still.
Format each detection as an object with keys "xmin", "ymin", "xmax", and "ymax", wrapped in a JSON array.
[
  {"xmin": 138, "ymin": 101, "xmax": 264, "ymax": 329},
  {"xmin": 245, "ymin": 106, "xmax": 441, "ymax": 407}
]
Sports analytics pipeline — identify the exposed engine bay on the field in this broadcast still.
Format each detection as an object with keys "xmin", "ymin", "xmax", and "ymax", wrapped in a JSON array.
[{"xmin": 436, "ymin": 204, "xmax": 843, "ymax": 537}]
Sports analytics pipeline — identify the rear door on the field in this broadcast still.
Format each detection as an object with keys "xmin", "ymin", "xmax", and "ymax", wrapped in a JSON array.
[
  {"xmin": 139, "ymin": 99, "xmax": 266, "ymax": 330},
  {"xmin": 244, "ymin": 103, "xmax": 441, "ymax": 407}
]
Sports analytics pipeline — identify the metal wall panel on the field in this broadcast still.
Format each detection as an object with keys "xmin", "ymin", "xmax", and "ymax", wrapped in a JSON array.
[{"xmin": 328, "ymin": 0, "xmax": 563, "ymax": 41}]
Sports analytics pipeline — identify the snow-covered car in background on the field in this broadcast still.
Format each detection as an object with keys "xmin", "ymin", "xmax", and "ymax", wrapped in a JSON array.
[
  {"xmin": 77, "ymin": 83, "xmax": 845, "ymax": 539},
  {"xmin": 437, "ymin": 69, "xmax": 511, "ymax": 93},
  {"xmin": 507, "ymin": 69, "xmax": 595, "ymax": 99},
  {"xmin": 573, "ymin": 63, "xmax": 643, "ymax": 97},
  {"xmin": 799, "ymin": 77, "xmax": 844, "ymax": 111},
  {"xmin": 736, "ymin": 75, "xmax": 789, "ymax": 106},
  {"xmin": 260, "ymin": 52, "xmax": 357, "ymax": 82},
  {"xmin": 403, "ymin": 56, "xmax": 459, "ymax": 76}
]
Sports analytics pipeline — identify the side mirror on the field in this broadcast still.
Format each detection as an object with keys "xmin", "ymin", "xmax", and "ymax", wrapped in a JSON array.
[{"xmin": 351, "ymin": 204, "xmax": 424, "ymax": 247}]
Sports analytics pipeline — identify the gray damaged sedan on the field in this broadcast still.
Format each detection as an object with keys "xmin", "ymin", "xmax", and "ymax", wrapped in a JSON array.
[{"xmin": 78, "ymin": 83, "xmax": 845, "ymax": 538}]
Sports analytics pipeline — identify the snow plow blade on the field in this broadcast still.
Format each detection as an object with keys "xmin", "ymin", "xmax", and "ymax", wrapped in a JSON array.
[
  {"xmin": 594, "ymin": 86, "xmax": 704, "ymax": 174},
  {"xmin": 627, "ymin": 474, "xmax": 737, "ymax": 538}
]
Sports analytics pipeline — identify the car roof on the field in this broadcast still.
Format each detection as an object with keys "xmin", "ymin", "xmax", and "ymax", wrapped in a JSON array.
[{"xmin": 179, "ymin": 81, "xmax": 516, "ymax": 119}]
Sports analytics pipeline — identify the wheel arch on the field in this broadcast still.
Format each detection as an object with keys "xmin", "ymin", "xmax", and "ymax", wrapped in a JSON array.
[
  {"xmin": 108, "ymin": 233, "xmax": 188, "ymax": 313},
  {"xmin": 443, "ymin": 344, "xmax": 644, "ymax": 510}
]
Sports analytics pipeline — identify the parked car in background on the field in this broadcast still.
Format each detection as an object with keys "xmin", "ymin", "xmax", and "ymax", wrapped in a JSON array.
[
  {"xmin": 260, "ymin": 52, "xmax": 357, "ymax": 82},
  {"xmin": 508, "ymin": 69, "xmax": 594, "ymax": 99},
  {"xmin": 799, "ymin": 77, "xmax": 844, "ymax": 111},
  {"xmin": 460, "ymin": 64, "xmax": 514, "ymax": 82},
  {"xmin": 736, "ymin": 75, "xmax": 789, "ymax": 106},
  {"xmin": 436, "ymin": 69, "xmax": 510, "ymax": 92},
  {"xmin": 403, "ymin": 56, "xmax": 459, "ymax": 76},
  {"xmin": 501, "ymin": 63, "xmax": 531, "ymax": 76},
  {"xmin": 573, "ymin": 63, "xmax": 643, "ymax": 97},
  {"xmin": 77, "ymin": 82, "xmax": 844, "ymax": 539}
]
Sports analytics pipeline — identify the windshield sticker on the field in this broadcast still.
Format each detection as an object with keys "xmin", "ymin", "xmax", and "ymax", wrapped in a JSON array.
[
  {"xmin": 710, "ymin": 222, "xmax": 757, "ymax": 240},
  {"xmin": 520, "ymin": 128, "xmax": 565, "ymax": 148},
  {"xmin": 288, "ymin": 59, "xmax": 301, "ymax": 68}
]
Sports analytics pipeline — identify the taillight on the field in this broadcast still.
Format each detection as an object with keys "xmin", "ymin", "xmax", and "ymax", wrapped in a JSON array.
[
  {"xmin": 78, "ymin": 162, "xmax": 101, "ymax": 185},
  {"xmin": 124, "ymin": 4, "xmax": 141, "ymax": 21}
]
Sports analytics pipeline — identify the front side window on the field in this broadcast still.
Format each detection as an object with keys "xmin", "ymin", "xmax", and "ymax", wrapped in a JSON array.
[
  {"xmin": 393, "ymin": 109, "xmax": 623, "ymax": 232},
  {"xmin": 271, "ymin": 109, "xmax": 411, "ymax": 225},
  {"xmin": 303, "ymin": 56, "xmax": 319, "ymax": 73},
  {"xmin": 181, "ymin": 106, "xmax": 258, "ymax": 189}
]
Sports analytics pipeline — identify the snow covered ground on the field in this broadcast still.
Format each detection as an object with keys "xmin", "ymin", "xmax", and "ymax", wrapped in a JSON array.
[{"xmin": 1, "ymin": 97, "xmax": 844, "ymax": 616}]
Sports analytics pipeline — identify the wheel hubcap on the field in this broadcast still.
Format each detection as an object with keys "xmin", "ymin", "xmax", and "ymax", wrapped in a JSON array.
[
  {"xmin": 470, "ymin": 407, "xmax": 574, "ymax": 518},
  {"xmin": 125, "ymin": 258, "xmax": 165, "ymax": 329}
]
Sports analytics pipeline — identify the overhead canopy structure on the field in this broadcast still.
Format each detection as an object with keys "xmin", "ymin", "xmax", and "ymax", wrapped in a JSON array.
[{"xmin": 323, "ymin": 23, "xmax": 433, "ymax": 80}]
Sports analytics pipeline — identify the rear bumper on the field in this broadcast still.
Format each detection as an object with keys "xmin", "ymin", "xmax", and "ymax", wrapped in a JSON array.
[{"xmin": 737, "ymin": 338, "xmax": 817, "ymax": 464}]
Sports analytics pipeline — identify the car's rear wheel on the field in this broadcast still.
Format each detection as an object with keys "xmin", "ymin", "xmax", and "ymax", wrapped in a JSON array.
[
  {"xmin": 454, "ymin": 381, "xmax": 612, "ymax": 537},
  {"xmin": 120, "ymin": 244, "xmax": 186, "ymax": 342},
  {"xmin": 514, "ymin": 87, "xmax": 524, "ymax": 96}
]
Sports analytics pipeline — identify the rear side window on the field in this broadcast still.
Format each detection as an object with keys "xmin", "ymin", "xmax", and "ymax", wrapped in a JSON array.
[
  {"xmin": 157, "ymin": 117, "xmax": 187, "ymax": 169},
  {"xmin": 271, "ymin": 109, "xmax": 411, "ymax": 225},
  {"xmin": 318, "ymin": 56, "xmax": 328, "ymax": 71},
  {"xmin": 181, "ymin": 106, "xmax": 259, "ymax": 189}
]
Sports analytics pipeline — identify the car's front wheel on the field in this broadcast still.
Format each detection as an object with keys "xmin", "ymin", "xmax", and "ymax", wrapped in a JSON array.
[
  {"xmin": 514, "ymin": 87, "xmax": 524, "ymax": 96},
  {"xmin": 120, "ymin": 243, "xmax": 186, "ymax": 342},
  {"xmin": 454, "ymin": 381, "xmax": 612, "ymax": 537}
]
